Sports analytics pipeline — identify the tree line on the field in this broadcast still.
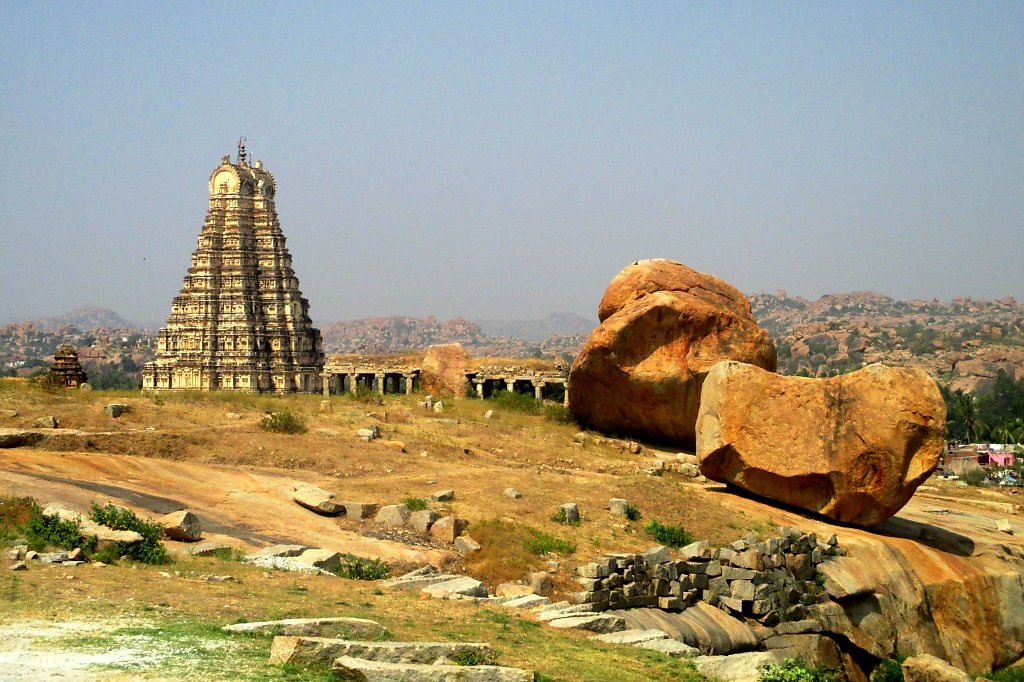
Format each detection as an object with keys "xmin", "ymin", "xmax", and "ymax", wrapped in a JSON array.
[{"xmin": 942, "ymin": 371, "xmax": 1024, "ymax": 445}]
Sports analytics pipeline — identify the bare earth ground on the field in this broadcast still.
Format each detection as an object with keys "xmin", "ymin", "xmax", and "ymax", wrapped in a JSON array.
[{"xmin": 1, "ymin": 380, "xmax": 1022, "ymax": 680}]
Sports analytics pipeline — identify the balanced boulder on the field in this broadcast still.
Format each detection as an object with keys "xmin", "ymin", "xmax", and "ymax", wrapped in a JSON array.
[
  {"xmin": 696, "ymin": 361, "xmax": 945, "ymax": 526},
  {"xmin": 568, "ymin": 260, "xmax": 776, "ymax": 447},
  {"xmin": 420, "ymin": 343, "xmax": 470, "ymax": 397}
]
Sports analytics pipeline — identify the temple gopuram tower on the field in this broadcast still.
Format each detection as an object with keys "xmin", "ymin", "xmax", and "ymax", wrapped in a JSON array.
[{"xmin": 142, "ymin": 140, "xmax": 324, "ymax": 393}]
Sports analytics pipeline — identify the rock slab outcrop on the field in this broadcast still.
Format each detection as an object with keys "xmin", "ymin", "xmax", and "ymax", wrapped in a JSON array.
[
  {"xmin": 568, "ymin": 259, "xmax": 776, "ymax": 447},
  {"xmin": 696, "ymin": 361, "xmax": 945, "ymax": 526}
]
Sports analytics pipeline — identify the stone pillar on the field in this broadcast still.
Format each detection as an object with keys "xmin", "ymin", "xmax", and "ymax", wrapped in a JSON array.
[
  {"xmin": 375, "ymin": 373, "xmax": 384, "ymax": 394},
  {"xmin": 562, "ymin": 380, "xmax": 569, "ymax": 405},
  {"xmin": 476, "ymin": 381, "xmax": 485, "ymax": 399},
  {"xmin": 505, "ymin": 377, "xmax": 515, "ymax": 392},
  {"xmin": 404, "ymin": 374, "xmax": 415, "ymax": 395},
  {"xmin": 534, "ymin": 381, "xmax": 545, "ymax": 401},
  {"xmin": 348, "ymin": 373, "xmax": 357, "ymax": 394},
  {"xmin": 322, "ymin": 373, "xmax": 330, "ymax": 396}
]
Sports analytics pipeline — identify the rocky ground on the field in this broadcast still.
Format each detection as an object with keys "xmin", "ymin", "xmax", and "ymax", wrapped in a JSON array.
[{"xmin": 2, "ymin": 380, "xmax": 1024, "ymax": 680}]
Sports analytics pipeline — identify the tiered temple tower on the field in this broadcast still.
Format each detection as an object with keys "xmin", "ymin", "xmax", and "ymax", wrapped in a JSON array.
[
  {"xmin": 51, "ymin": 344, "xmax": 87, "ymax": 388},
  {"xmin": 142, "ymin": 141, "xmax": 324, "ymax": 392}
]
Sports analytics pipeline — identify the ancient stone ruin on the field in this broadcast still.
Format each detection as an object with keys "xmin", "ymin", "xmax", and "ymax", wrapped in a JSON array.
[
  {"xmin": 142, "ymin": 140, "xmax": 323, "ymax": 392},
  {"xmin": 50, "ymin": 344, "xmax": 87, "ymax": 387}
]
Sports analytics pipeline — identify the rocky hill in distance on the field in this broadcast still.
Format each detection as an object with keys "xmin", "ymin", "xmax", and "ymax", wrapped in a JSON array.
[{"xmin": 752, "ymin": 290, "xmax": 1024, "ymax": 393}]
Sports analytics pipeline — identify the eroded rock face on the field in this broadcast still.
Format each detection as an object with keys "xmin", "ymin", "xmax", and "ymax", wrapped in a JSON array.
[
  {"xmin": 568, "ymin": 260, "xmax": 776, "ymax": 447},
  {"xmin": 419, "ymin": 343, "xmax": 470, "ymax": 397},
  {"xmin": 696, "ymin": 361, "xmax": 945, "ymax": 526}
]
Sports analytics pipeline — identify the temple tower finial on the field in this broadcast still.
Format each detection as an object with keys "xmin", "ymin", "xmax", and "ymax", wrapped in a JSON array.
[{"xmin": 237, "ymin": 136, "xmax": 247, "ymax": 165}]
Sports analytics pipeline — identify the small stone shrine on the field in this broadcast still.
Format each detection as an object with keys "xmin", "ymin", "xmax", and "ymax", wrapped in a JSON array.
[
  {"xmin": 51, "ymin": 344, "xmax": 87, "ymax": 387},
  {"xmin": 142, "ymin": 139, "xmax": 323, "ymax": 392}
]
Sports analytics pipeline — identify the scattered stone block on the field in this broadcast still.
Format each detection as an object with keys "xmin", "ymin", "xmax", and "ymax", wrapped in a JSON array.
[
  {"xmin": 10, "ymin": 561, "xmax": 27, "ymax": 571},
  {"xmin": 292, "ymin": 484, "xmax": 344, "ymax": 515},
  {"xmin": 429, "ymin": 515, "xmax": 467, "ymax": 543},
  {"xmin": 104, "ymin": 403, "xmax": 128, "ymax": 418},
  {"xmin": 558, "ymin": 502, "xmax": 580, "ymax": 524},
  {"xmin": 341, "ymin": 501, "xmax": 379, "ymax": 519},
  {"xmin": 691, "ymin": 651, "xmax": 783, "ymax": 681},
  {"xmin": 375, "ymin": 504, "xmax": 411, "ymax": 528},
  {"xmin": 295, "ymin": 549, "xmax": 342, "ymax": 573},
  {"xmin": 501, "ymin": 594, "xmax": 550, "ymax": 609},
  {"xmin": 244, "ymin": 544, "xmax": 310, "ymax": 560},
  {"xmin": 595, "ymin": 628, "xmax": 670, "ymax": 645},
  {"xmin": 270, "ymin": 636, "xmax": 493, "ymax": 666},
  {"xmin": 35, "ymin": 416, "xmax": 58, "ymax": 428},
  {"xmin": 528, "ymin": 571, "xmax": 552, "ymax": 596},
  {"xmin": 549, "ymin": 613, "xmax": 626, "ymax": 634},
  {"xmin": 996, "ymin": 519, "xmax": 1013, "ymax": 534},
  {"xmin": 408, "ymin": 509, "xmax": 439, "ymax": 533},
  {"xmin": 223, "ymin": 617, "xmax": 386, "ymax": 639},
  {"xmin": 431, "ymin": 489, "xmax": 455, "ymax": 501},
  {"xmin": 902, "ymin": 654, "xmax": 973, "ymax": 682},
  {"xmin": 503, "ymin": 487, "xmax": 522, "ymax": 499},
  {"xmin": 333, "ymin": 656, "xmax": 532, "ymax": 682},
  {"xmin": 421, "ymin": 576, "xmax": 488, "ymax": 599},
  {"xmin": 160, "ymin": 509, "xmax": 202, "ymax": 541},
  {"xmin": 609, "ymin": 498, "xmax": 630, "ymax": 516},
  {"xmin": 643, "ymin": 545, "xmax": 671, "ymax": 566},
  {"xmin": 454, "ymin": 535, "xmax": 481, "ymax": 555},
  {"xmin": 497, "ymin": 583, "xmax": 535, "ymax": 598},
  {"xmin": 319, "ymin": 400, "xmax": 332, "ymax": 414}
]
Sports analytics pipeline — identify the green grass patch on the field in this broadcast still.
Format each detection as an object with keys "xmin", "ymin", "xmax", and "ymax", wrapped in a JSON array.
[
  {"xmin": 623, "ymin": 503, "xmax": 642, "ymax": 521},
  {"xmin": 644, "ymin": 520, "xmax": 694, "ymax": 548},
  {"xmin": 402, "ymin": 497, "xmax": 428, "ymax": 511},
  {"xmin": 523, "ymin": 528, "xmax": 576, "ymax": 555},
  {"xmin": 259, "ymin": 410, "xmax": 307, "ymax": 434},
  {"xmin": 990, "ymin": 667, "xmax": 1024, "ymax": 682}
]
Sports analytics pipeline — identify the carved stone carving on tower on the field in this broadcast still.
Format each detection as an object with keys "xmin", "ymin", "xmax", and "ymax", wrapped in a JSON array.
[{"xmin": 142, "ymin": 145, "xmax": 324, "ymax": 393}]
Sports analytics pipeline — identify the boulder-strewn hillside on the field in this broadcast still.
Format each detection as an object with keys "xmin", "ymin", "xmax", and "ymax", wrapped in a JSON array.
[{"xmin": 752, "ymin": 291, "xmax": 1024, "ymax": 393}]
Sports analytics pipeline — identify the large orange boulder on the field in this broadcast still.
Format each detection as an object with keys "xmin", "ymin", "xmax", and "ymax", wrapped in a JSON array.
[
  {"xmin": 420, "ymin": 343, "xmax": 470, "ymax": 397},
  {"xmin": 696, "ymin": 361, "xmax": 945, "ymax": 526},
  {"xmin": 568, "ymin": 260, "xmax": 776, "ymax": 447}
]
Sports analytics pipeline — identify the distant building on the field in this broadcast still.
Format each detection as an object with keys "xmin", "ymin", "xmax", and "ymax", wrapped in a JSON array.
[
  {"xmin": 142, "ymin": 141, "xmax": 323, "ymax": 392},
  {"xmin": 51, "ymin": 344, "xmax": 87, "ymax": 387}
]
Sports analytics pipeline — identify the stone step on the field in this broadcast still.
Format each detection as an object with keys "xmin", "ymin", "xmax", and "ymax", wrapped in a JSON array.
[
  {"xmin": 593, "ymin": 628, "xmax": 670, "ymax": 645},
  {"xmin": 532, "ymin": 603, "xmax": 595, "ymax": 622},
  {"xmin": 421, "ymin": 577, "xmax": 489, "ymax": 599},
  {"xmin": 222, "ymin": 616, "xmax": 385, "ymax": 639},
  {"xmin": 386, "ymin": 573, "xmax": 466, "ymax": 591},
  {"xmin": 547, "ymin": 613, "xmax": 626, "ymax": 634},
  {"xmin": 333, "ymin": 656, "xmax": 533, "ymax": 681},
  {"xmin": 270, "ymin": 636, "xmax": 492, "ymax": 666},
  {"xmin": 499, "ymin": 594, "xmax": 550, "ymax": 610}
]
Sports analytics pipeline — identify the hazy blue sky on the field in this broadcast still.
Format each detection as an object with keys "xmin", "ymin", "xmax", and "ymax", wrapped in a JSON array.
[{"xmin": 1, "ymin": 2, "xmax": 1021, "ymax": 327}]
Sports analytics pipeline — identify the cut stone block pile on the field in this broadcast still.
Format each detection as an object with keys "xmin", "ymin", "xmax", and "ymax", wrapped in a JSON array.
[{"xmin": 572, "ymin": 528, "xmax": 843, "ymax": 626}]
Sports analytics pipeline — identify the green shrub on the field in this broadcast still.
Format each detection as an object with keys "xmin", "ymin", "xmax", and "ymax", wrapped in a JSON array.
[
  {"xmin": 870, "ymin": 658, "xmax": 905, "ymax": 682},
  {"xmin": 543, "ymin": 403, "xmax": 573, "ymax": 423},
  {"xmin": 523, "ymin": 528, "xmax": 576, "ymax": 555},
  {"xmin": 92, "ymin": 544, "xmax": 122, "ymax": 565},
  {"xmin": 644, "ymin": 520, "xmax": 694, "ymax": 548},
  {"xmin": 259, "ymin": 410, "xmax": 307, "ymax": 434},
  {"xmin": 402, "ymin": 497, "xmax": 428, "ymax": 512},
  {"xmin": 991, "ymin": 667, "xmax": 1024, "ymax": 682},
  {"xmin": 335, "ymin": 554, "xmax": 390, "ymax": 580},
  {"xmin": 623, "ymin": 503, "xmax": 641, "ymax": 521},
  {"xmin": 26, "ymin": 510, "xmax": 98, "ymax": 553},
  {"xmin": 760, "ymin": 658, "xmax": 839, "ymax": 682},
  {"xmin": 89, "ymin": 503, "xmax": 167, "ymax": 564}
]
